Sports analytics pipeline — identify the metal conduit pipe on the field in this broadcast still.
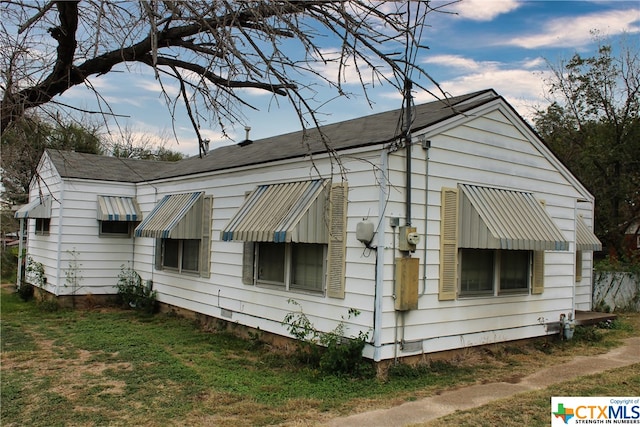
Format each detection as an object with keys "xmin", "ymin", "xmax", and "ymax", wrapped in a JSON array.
[
  {"xmin": 404, "ymin": 79, "xmax": 413, "ymax": 227},
  {"xmin": 422, "ymin": 138, "xmax": 431, "ymax": 296},
  {"xmin": 373, "ymin": 149, "xmax": 388, "ymax": 362}
]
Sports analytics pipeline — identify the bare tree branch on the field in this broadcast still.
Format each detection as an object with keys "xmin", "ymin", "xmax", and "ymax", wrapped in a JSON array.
[{"xmin": 2, "ymin": 1, "xmax": 446, "ymax": 156}]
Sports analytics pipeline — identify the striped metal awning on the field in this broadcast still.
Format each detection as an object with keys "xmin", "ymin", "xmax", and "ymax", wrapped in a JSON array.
[
  {"xmin": 97, "ymin": 196, "xmax": 142, "ymax": 221},
  {"xmin": 458, "ymin": 184, "xmax": 569, "ymax": 251},
  {"xmin": 221, "ymin": 180, "xmax": 329, "ymax": 243},
  {"xmin": 134, "ymin": 192, "xmax": 203, "ymax": 239},
  {"xmin": 576, "ymin": 216, "xmax": 602, "ymax": 251},
  {"xmin": 14, "ymin": 196, "xmax": 51, "ymax": 219}
]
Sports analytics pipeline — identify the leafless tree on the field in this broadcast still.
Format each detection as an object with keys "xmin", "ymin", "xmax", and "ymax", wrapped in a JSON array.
[{"xmin": 1, "ymin": 1, "xmax": 448, "ymax": 156}]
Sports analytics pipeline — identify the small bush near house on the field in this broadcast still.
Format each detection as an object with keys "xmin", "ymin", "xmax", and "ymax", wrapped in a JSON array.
[
  {"xmin": 16, "ymin": 283, "xmax": 34, "ymax": 301},
  {"xmin": 25, "ymin": 257, "xmax": 58, "ymax": 311},
  {"xmin": 283, "ymin": 300, "xmax": 373, "ymax": 377},
  {"xmin": 116, "ymin": 265, "xmax": 157, "ymax": 314}
]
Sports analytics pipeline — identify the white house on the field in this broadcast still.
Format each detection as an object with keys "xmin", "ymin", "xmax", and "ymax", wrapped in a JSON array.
[{"xmin": 16, "ymin": 89, "xmax": 602, "ymax": 362}]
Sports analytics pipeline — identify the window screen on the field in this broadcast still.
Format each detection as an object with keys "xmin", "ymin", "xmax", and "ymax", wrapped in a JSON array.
[
  {"xmin": 181, "ymin": 239, "xmax": 200, "ymax": 272},
  {"xmin": 460, "ymin": 249, "xmax": 494, "ymax": 295},
  {"xmin": 291, "ymin": 243, "xmax": 324, "ymax": 292},
  {"xmin": 500, "ymin": 251, "xmax": 529, "ymax": 292},
  {"xmin": 163, "ymin": 239, "xmax": 179, "ymax": 269},
  {"xmin": 257, "ymin": 242, "xmax": 285, "ymax": 284}
]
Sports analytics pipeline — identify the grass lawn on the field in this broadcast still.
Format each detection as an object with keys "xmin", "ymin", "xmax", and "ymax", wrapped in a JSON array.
[
  {"xmin": 2, "ymin": 284, "xmax": 638, "ymax": 426},
  {"xmin": 422, "ymin": 364, "xmax": 640, "ymax": 427}
]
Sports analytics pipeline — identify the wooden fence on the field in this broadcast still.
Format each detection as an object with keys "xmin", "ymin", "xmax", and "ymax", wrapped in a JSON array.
[{"xmin": 593, "ymin": 271, "xmax": 640, "ymax": 312}]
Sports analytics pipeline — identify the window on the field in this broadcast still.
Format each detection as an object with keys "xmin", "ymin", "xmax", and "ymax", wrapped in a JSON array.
[
  {"xmin": 459, "ymin": 249, "xmax": 531, "ymax": 296},
  {"xmin": 253, "ymin": 242, "xmax": 326, "ymax": 293},
  {"xmin": 99, "ymin": 220, "xmax": 132, "ymax": 236},
  {"xmin": 161, "ymin": 239, "xmax": 200, "ymax": 273},
  {"xmin": 35, "ymin": 218, "xmax": 50, "ymax": 235},
  {"xmin": 144, "ymin": 194, "xmax": 213, "ymax": 278},
  {"xmin": 291, "ymin": 243, "xmax": 325, "ymax": 292},
  {"xmin": 97, "ymin": 196, "xmax": 141, "ymax": 238},
  {"xmin": 460, "ymin": 249, "xmax": 493, "ymax": 295},
  {"xmin": 575, "ymin": 250, "xmax": 583, "ymax": 282},
  {"xmin": 500, "ymin": 251, "xmax": 529, "ymax": 293},
  {"xmin": 257, "ymin": 242, "xmax": 285, "ymax": 285}
]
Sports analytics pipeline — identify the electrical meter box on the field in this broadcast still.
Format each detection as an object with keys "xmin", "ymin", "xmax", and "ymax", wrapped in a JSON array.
[
  {"xmin": 398, "ymin": 225, "xmax": 419, "ymax": 252},
  {"xmin": 394, "ymin": 257, "xmax": 419, "ymax": 311}
]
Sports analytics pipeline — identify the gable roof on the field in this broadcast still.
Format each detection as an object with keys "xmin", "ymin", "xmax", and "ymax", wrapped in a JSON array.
[
  {"xmin": 171, "ymin": 89, "xmax": 499, "ymax": 178},
  {"xmin": 48, "ymin": 89, "xmax": 499, "ymax": 182},
  {"xmin": 46, "ymin": 149, "xmax": 173, "ymax": 183}
]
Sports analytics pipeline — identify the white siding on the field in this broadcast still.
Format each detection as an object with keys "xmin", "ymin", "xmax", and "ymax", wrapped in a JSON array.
[
  {"xmin": 133, "ymin": 150, "xmax": 382, "ymax": 341},
  {"xmin": 24, "ymin": 153, "xmax": 139, "ymax": 295},
  {"xmin": 23, "ymin": 154, "xmax": 61, "ymax": 295},
  {"xmin": 25, "ymin": 97, "xmax": 599, "ymax": 361},
  {"xmin": 371, "ymin": 105, "xmax": 593, "ymax": 361}
]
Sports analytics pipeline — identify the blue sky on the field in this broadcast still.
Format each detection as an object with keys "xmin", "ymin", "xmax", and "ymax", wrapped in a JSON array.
[{"xmin": 59, "ymin": 1, "xmax": 640, "ymax": 157}]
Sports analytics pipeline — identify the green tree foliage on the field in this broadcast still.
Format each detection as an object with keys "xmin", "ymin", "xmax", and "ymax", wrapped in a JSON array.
[
  {"xmin": 534, "ymin": 39, "xmax": 640, "ymax": 259},
  {"xmin": 1, "ymin": 116, "xmax": 103, "ymax": 204}
]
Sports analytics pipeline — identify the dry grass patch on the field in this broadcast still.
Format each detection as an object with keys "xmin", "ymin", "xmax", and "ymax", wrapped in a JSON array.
[{"xmin": 2, "ymin": 283, "xmax": 639, "ymax": 427}]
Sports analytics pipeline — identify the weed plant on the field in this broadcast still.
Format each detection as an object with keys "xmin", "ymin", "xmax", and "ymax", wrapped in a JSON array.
[
  {"xmin": 2, "ymin": 285, "xmax": 638, "ymax": 427},
  {"xmin": 115, "ymin": 264, "xmax": 158, "ymax": 314},
  {"xmin": 282, "ymin": 300, "xmax": 373, "ymax": 377}
]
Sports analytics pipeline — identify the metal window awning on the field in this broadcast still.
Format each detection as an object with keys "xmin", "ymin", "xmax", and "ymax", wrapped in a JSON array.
[
  {"xmin": 221, "ymin": 180, "xmax": 329, "ymax": 243},
  {"xmin": 14, "ymin": 195, "xmax": 51, "ymax": 219},
  {"xmin": 458, "ymin": 184, "xmax": 569, "ymax": 251},
  {"xmin": 134, "ymin": 192, "xmax": 203, "ymax": 239},
  {"xmin": 576, "ymin": 216, "xmax": 602, "ymax": 251},
  {"xmin": 97, "ymin": 196, "xmax": 142, "ymax": 221}
]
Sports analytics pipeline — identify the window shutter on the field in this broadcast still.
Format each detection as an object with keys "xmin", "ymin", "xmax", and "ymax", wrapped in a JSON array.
[
  {"xmin": 239, "ymin": 190, "xmax": 255, "ymax": 285},
  {"xmin": 439, "ymin": 187, "xmax": 458, "ymax": 301},
  {"xmin": 154, "ymin": 239, "xmax": 163, "ymax": 270},
  {"xmin": 575, "ymin": 250, "xmax": 583, "ymax": 282},
  {"xmin": 326, "ymin": 182, "xmax": 348, "ymax": 298},
  {"xmin": 242, "ymin": 242, "xmax": 255, "ymax": 285},
  {"xmin": 531, "ymin": 251, "xmax": 545, "ymax": 294},
  {"xmin": 200, "ymin": 196, "xmax": 213, "ymax": 278}
]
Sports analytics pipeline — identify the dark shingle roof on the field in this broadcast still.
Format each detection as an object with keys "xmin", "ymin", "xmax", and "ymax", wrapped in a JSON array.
[
  {"xmin": 168, "ymin": 89, "xmax": 498, "ymax": 178},
  {"xmin": 46, "ymin": 150, "xmax": 174, "ymax": 182},
  {"xmin": 49, "ymin": 89, "xmax": 499, "ymax": 182}
]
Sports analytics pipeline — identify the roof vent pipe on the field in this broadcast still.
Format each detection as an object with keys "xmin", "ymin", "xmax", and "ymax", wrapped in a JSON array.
[{"xmin": 238, "ymin": 126, "xmax": 253, "ymax": 147}]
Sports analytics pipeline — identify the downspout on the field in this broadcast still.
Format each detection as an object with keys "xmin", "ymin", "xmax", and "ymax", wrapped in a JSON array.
[
  {"xmin": 55, "ymin": 183, "xmax": 66, "ymax": 296},
  {"xmin": 373, "ymin": 149, "xmax": 388, "ymax": 362},
  {"xmin": 572, "ymin": 202, "xmax": 577, "ymax": 316},
  {"xmin": 16, "ymin": 218, "xmax": 25, "ymax": 289}
]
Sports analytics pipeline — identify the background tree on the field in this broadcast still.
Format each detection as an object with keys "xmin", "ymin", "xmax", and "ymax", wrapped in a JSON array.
[
  {"xmin": 1, "ymin": 116, "xmax": 104, "ymax": 205},
  {"xmin": 534, "ymin": 38, "xmax": 640, "ymax": 260},
  {"xmin": 109, "ymin": 126, "xmax": 184, "ymax": 161},
  {"xmin": 1, "ymin": 1, "xmax": 442, "ymax": 156}
]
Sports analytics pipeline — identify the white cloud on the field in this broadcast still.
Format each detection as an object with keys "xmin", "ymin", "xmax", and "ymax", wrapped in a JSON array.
[
  {"xmin": 450, "ymin": 0, "xmax": 521, "ymax": 21},
  {"xmin": 423, "ymin": 54, "xmax": 487, "ymax": 72},
  {"xmin": 507, "ymin": 9, "xmax": 640, "ymax": 49},
  {"xmin": 416, "ymin": 56, "xmax": 552, "ymax": 120}
]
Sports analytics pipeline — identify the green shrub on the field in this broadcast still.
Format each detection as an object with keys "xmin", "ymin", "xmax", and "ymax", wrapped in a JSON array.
[
  {"xmin": 573, "ymin": 325, "xmax": 603, "ymax": 343},
  {"xmin": 16, "ymin": 283, "xmax": 34, "ymax": 301},
  {"xmin": 25, "ymin": 257, "xmax": 56, "ymax": 311},
  {"xmin": 116, "ymin": 265, "xmax": 157, "ymax": 314},
  {"xmin": 283, "ymin": 301, "xmax": 372, "ymax": 377}
]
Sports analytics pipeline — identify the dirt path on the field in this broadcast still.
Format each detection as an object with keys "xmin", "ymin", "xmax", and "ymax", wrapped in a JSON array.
[{"xmin": 324, "ymin": 336, "xmax": 640, "ymax": 427}]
